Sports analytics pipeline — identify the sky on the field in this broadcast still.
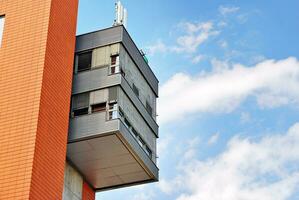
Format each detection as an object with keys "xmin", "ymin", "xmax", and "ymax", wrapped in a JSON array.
[{"xmin": 77, "ymin": 1, "xmax": 299, "ymax": 200}]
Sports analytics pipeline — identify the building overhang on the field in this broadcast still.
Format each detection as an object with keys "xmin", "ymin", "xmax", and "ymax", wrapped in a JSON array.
[{"xmin": 67, "ymin": 114, "xmax": 159, "ymax": 190}]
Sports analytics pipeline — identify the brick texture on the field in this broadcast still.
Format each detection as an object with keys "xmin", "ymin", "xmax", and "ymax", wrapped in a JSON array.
[
  {"xmin": 0, "ymin": 0, "xmax": 78, "ymax": 199},
  {"xmin": 82, "ymin": 181, "xmax": 95, "ymax": 200}
]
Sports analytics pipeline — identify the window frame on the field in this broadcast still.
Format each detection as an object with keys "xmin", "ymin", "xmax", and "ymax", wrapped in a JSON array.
[
  {"xmin": 91, "ymin": 102, "xmax": 106, "ymax": 113},
  {"xmin": 132, "ymin": 83, "xmax": 140, "ymax": 97},
  {"xmin": 77, "ymin": 51, "xmax": 92, "ymax": 72},
  {"xmin": 0, "ymin": 15, "xmax": 5, "ymax": 47},
  {"xmin": 146, "ymin": 100, "xmax": 153, "ymax": 116},
  {"xmin": 72, "ymin": 107, "xmax": 89, "ymax": 117}
]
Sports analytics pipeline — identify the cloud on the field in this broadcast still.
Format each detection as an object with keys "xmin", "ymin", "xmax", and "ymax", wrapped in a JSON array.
[
  {"xmin": 131, "ymin": 191, "xmax": 155, "ymax": 200},
  {"xmin": 240, "ymin": 112, "xmax": 251, "ymax": 124},
  {"xmin": 147, "ymin": 40, "xmax": 168, "ymax": 55},
  {"xmin": 208, "ymin": 133, "xmax": 220, "ymax": 145},
  {"xmin": 160, "ymin": 122, "xmax": 299, "ymax": 200},
  {"xmin": 219, "ymin": 5, "xmax": 240, "ymax": 16},
  {"xmin": 158, "ymin": 57, "xmax": 299, "ymax": 124},
  {"xmin": 191, "ymin": 55, "xmax": 204, "ymax": 64},
  {"xmin": 146, "ymin": 21, "xmax": 219, "ymax": 55},
  {"xmin": 218, "ymin": 40, "xmax": 228, "ymax": 48}
]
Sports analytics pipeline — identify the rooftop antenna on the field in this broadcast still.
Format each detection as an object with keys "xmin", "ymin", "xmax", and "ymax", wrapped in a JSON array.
[{"xmin": 113, "ymin": 1, "xmax": 128, "ymax": 28}]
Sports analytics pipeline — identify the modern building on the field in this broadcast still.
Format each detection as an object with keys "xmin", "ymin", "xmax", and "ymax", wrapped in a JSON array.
[{"xmin": 0, "ymin": 1, "xmax": 159, "ymax": 200}]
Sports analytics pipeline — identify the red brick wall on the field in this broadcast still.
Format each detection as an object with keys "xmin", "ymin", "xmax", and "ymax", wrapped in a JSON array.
[
  {"xmin": 0, "ymin": 0, "xmax": 78, "ymax": 199},
  {"xmin": 82, "ymin": 181, "xmax": 95, "ymax": 200},
  {"xmin": 29, "ymin": 0, "xmax": 78, "ymax": 199}
]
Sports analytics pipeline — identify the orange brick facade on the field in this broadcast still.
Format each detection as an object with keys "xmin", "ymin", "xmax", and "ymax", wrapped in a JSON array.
[
  {"xmin": 0, "ymin": 0, "xmax": 79, "ymax": 199},
  {"xmin": 82, "ymin": 181, "xmax": 96, "ymax": 200}
]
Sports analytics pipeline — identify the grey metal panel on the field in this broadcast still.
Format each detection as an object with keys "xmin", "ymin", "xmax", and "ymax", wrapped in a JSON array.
[
  {"xmin": 72, "ymin": 68, "xmax": 122, "ymax": 95},
  {"xmin": 109, "ymin": 87, "xmax": 118, "ymax": 102},
  {"xmin": 75, "ymin": 26, "xmax": 159, "ymax": 97},
  {"xmin": 121, "ymin": 27, "xmax": 159, "ymax": 96},
  {"xmin": 76, "ymin": 26, "xmax": 123, "ymax": 53},
  {"xmin": 68, "ymin": 112, "xmax": 119, "ymax": 142},
  {"xmin": 120, "ymin": 77, "xmax": 159, "ymax": 137},
  {"xmin": 119, "ymin": 121, "xmax": 159, "ymax": 180},
  {"xmin": 67, "ymin": 115, "xmax": 158, "ymax": 180}
]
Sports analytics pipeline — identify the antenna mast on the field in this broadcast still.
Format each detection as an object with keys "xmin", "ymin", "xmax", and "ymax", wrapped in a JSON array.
[{"xmin": 113, "ymin": 1, "xmax": 128, "ymax": 28}]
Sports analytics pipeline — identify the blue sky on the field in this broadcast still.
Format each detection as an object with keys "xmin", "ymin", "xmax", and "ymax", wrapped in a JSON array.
[{"xmin": 77, "ymin": 1, "xmax": 299, "ymax": 200}]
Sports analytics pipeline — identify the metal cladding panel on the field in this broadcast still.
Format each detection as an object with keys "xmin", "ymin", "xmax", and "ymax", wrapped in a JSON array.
[
  {"xmin": 121, "ymin": 27, "xmax": 159, "ymax": 97},
  {"xmin": 76, "ymin": 26, "xmax": 122, "ymax": 53},
  {"xmin": 68, "ymin": 112, "xmax": 119, "ymax": 142},
  {"xmin": 75, "ymin": 26, "xmax": 158, "ymax": 97},
  {"xmin": 72, "ymin": 68, "xmax": 122, "ymax": 95},
  {"xmin": 120, "ymin": 77, "xmax": 159, "ymax": 136},
  {"xmin": 119, "ymin": 121, "xmax": 159, "ymax": 180}
]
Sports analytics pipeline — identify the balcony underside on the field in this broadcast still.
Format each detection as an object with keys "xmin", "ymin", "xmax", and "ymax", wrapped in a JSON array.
[{"xmin": 67, "ymin": 113, "xmax": 158, "ymax": 191}]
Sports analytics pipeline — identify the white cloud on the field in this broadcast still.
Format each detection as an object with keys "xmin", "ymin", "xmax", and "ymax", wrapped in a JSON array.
[
  {"xmin": 131, "ymin": 191, "xmax": 155, "ymax": 200},
  {"xmin": 218, "ymin": 40, "xmax": 228, "ymax": 48},
  {"xmin": 158, "ymin": 57, "xmax": 299, "ymax": 124},
  {"xmin": 147, "ymin": 21, "xmax": 219, "ymax": 55},
  {"xmin": 160, "ymin": 122, "xmax": 299, "ymax": 200},
  {"xmin": 183, "ymin": 137, "xmax": 201, "ymax": 160},
  {"xmin": 237, "ymin": 13, "xmax": 249, "ymax": 24},
  {"xmin": 208, "ymin": 133, "xmax": 220, "ymax": 145},
  {"xmin": 147, "ymin": 39, "xmax": 168, "ymax": 55},
  {"xmin": 191, "ymin": 55, "xmax": 204, "ymax": 64},
  {"xmin": 240, "ymin": 112, "xmax": 251, "ymax": 124},
  {"xmin": 174, "ymin": 22, "xmax": 219, "ymax": 53},
  {"xmin": 219, "ymin": 5, "xmax": 240, "ymax": 16}
]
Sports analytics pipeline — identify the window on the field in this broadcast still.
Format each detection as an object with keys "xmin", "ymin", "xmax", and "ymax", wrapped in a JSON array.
[
  {"xmin": 146, "ymin": 101, "xmax": 153, "ymax": 116},
  {"xmin": 71, "ymin": 93, "xmax": 89, "ymax": 117},
  {"xmin": 145, "ymin": 146, "xmax": 152, "ymax": 158},
  {"xmin": 132, "ymin": 83, "xmax": 139, "ymax": 97},
  {"xmin": 110, "ymin": 65, "xmax": 120, "ymax": 74},
  {"xmin": 110, "ymin": 55, "xmax": 121, "ymax": 75},
  {"xmin": 131, "ymin": 128, "xmax": 138, "ymax": 138},
  {"xmin": 0, "ymin": 16, "xmax": 5, "ymax": 47},
  {"xmin": 108, "ymin": 102, "xmax": 118, "ymax": 120},
  {"xmin": 77, "ymin": 52, "xmax": 92, "ymax": 72},
  {"xmin": 91, "ymin": 102, "xmax": 106, "ymax": 113},
  {"xmin": 119, "ymin": 107, "xmax": 124, "ymax": 118},
  {"xmin": 73, "ymin": 107, "xmax": 89, "ymax": 117},
  {"xmin": 124, "ymin": 118, "xmax": 131, "ymax": 129},
  {"xmin": 111, "ymin": 55, "xmax": 119, "ymax": 66}
]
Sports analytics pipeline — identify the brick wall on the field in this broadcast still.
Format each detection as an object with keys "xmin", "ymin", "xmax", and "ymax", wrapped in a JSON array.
[
  {"xmin": 0, "ymin": 0, "xmax": 78, "ymax": 199},
  {"xmin": 82, "ymin": 181, "xmax": 95, "ymax": 200}
]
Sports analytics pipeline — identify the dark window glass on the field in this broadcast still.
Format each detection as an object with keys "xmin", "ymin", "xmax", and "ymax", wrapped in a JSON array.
[
  {"xmin": 131, "ymin": 128, "xmax": 138, "ymax": 138},
  {"xmin": 111, "ymin": 55, "xmax": 118, "ymax": 65},
  {"xmin": 146, "ymin": 101, "xmax": 153, "ymax": 116},
  {"xmin": 119, "ymin": 107, "xmax": 124, "ymax": 118},
  {"xmin": 77, "ymin": 52, "xmax": 92, "ymax": 72},
  {"xmin": 124, "ymin": 118, "xmax": 131, "ymax": 128},
  {"xmin": 73, "ymin": 107, "xmax": 89, "ymax": 117},
  {"xmin": 91, "ymin": 103, "xmax": 106, "ymax": 113},
  {"xmin": 145, "ymin": 146, "xmax": 152, "ymax": 157},
  {"xmin": 72, "ymin": 93, "xmax": 89, "ymax": 110},
  {"xmin": 132, "ymin": 83, "xmax": 139, "ymax": 97},
  {"xmin": 138, "ymin": 137, "xmax": 146, "ymax": 147},
  {"xmin": 110, "ymin": 66, "xmax": 116, "ymax": 74},
  {"xmin": 0, "ymin": 15, "xmax": 5, "ymax": 47}
]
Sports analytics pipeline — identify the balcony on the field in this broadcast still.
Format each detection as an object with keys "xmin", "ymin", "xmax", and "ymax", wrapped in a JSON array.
[{"xmin": 67, "ymin": 110, "xmax": 158, "ymax": 191}]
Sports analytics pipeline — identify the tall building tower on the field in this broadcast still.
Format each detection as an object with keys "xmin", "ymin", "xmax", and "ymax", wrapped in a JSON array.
[
  {"xmin": 0, "ymin": 1, "xmax": 158, "ymax": 200},
  {"xmin": 0, "ymin": 0, "xmax": 79, "ymax": 199}
]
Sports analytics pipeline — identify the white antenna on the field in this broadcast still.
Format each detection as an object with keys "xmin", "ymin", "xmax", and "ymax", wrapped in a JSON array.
[{"xmin": 113, "ymin": 1, "xmax": 128, "ymax": 28}]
